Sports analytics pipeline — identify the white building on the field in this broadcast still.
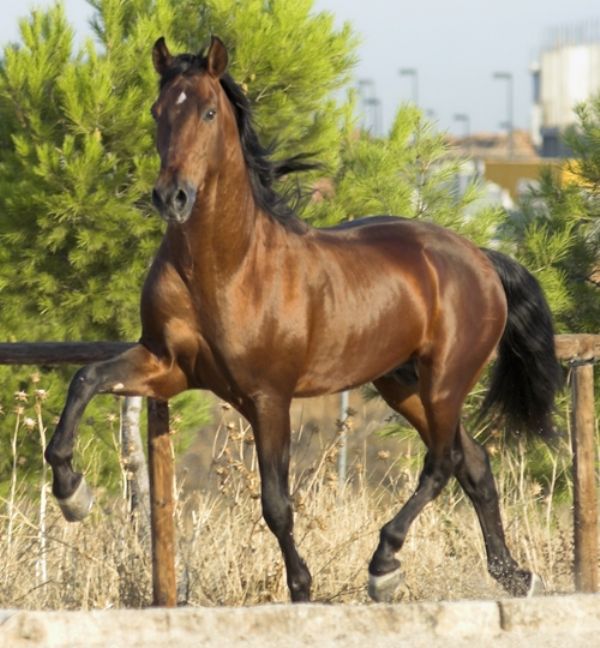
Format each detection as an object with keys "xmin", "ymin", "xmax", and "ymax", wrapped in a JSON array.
[{"xmin": 531, "ymin": 22, "xmax": 600, "ymax": 157}]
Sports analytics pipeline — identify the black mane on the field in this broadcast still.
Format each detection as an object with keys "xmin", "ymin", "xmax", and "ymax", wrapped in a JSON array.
[{"xmin": 159, "ymin": 53, "xmax": 319, "ymax": 233}]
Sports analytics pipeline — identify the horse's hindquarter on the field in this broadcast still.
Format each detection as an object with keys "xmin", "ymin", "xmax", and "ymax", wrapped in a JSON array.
[{"xmin": 292, "ymin": 219, "xmax": 507, "ymax": 396}]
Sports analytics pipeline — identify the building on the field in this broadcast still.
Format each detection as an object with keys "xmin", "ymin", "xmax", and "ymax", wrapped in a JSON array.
[
  {"xmin": 448, "ymin": 130, "xmax": 558, "ymax": 209},
  {"xmin": 531, "ymin": 21, "xmax": 600, "ymax": 157}
]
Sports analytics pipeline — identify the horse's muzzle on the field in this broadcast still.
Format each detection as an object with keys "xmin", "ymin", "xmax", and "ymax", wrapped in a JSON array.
[{"xmin": 152, "ymin": 181, "xmax": 196, "ymax": 224}]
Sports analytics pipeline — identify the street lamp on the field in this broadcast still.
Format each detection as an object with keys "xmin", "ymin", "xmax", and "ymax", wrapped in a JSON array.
[
  {"xmin": 399, "ymin": 68, "xmax": 419, "ymax": 106},
  {"xmin": 453, "ymin": 113, "xmax": 471, "ymax": 138},
  {"xmin": 454, "ymin": 113, "xmax": 471, "ymax": 156},
  {"xmin": 357, "ymin": 78, "xmax": 375, "ymax": 100},
  {"xmin": 357, "ymin": 78, "xmax": 376, "ymax": 131},
  {"xmin": 364, "ymin": 96, "xmax": 382, "ymax": 136},
  {"xmin": 492, "ymin": 71, "xmax": 514, "ymax": 158}
]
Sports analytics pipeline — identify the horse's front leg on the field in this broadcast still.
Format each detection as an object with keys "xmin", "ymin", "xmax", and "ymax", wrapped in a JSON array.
[
  {"xmin": 249, "ymin": 394, "xmax": 312, "ymax": 602},
  {"xmin": 45, "ymin": 344, "xmax": 187, "ymax": 521}
]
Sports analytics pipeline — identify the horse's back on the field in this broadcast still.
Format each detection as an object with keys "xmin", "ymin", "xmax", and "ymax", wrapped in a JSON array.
[{"xmin": 312, "ymin": 215, "xmax": 499, "ymax": 298}]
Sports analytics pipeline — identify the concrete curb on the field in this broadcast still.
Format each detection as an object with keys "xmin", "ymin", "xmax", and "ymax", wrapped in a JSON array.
[{"xmin": 1, "ymin": 594, "xmax": 599, "ymax": 647}]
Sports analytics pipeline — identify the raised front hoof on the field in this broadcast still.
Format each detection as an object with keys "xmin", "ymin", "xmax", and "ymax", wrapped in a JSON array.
[
  {"xmin": 56, "ymin": 477, "xmax": 94, "ymax": 522},
  {"xmin": 527, "ymin": 573, "xmax": 545, "ymax": 597},
  {"xmin": 367, "ymin": 569, "xmax": 409, "ymax": 603}
]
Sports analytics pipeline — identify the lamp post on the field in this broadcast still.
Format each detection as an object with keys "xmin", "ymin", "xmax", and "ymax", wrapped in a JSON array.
[
  {"xmin": 357, "ymin": 78, "xmax": 376, "ymax": 131},
  {"xmin": 399, "ymin": 68, "xmax": 419, "ymax": 107},
  {"xmin": 453, "ymin": 112, "xmax": 471, "ymax": 139},
  {"xmin": 492, "ymin": 71, "xmax": 514, "ymax": 158},
  {"xmin": 364, "ymin": 96, "xmax": 382, "ymax": 136},
  {"xmin": 454, "ymin": 113, "xmax": 471, "ymax": 156},
  {"xmin": 358, "ymin": 78, "xmax": 375, "ymax": 101}
]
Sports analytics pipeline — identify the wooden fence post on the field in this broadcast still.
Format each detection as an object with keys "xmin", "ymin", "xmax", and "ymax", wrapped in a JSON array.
[
  {"xmin": 555, "ymin": 336, "xmax": 599, "ymax": 593},
  {"xmin": 147, "ymin": 398, "xmax": 177, "ymax": 606},
  {"xmin": 570, "ymin": 361, "xmax": 598, "ymax": 593}
]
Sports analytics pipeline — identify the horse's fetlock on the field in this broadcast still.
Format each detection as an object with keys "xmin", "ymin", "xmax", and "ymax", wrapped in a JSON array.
[
  {"xmin": 370, "ymin": 529, "xmax": 402, "ymax": 576},
  {"xmin": 44, "ymin": 439, "xmax": 70, "ymax": 466},
  {"xmin": 380, "ymin": 522, "xmax": 404, "ymax": 552}
]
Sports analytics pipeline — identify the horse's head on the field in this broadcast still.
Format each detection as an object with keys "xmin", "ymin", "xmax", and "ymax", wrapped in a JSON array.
[{"xmin": 150, "ymin": 36, "xmax": 231, "ymax": 224}]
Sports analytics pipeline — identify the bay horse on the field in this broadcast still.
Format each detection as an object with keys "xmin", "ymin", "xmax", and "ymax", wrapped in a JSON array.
[{"xmin": 45, "ymin": 36, "xmax": 562, "ymax": 603}]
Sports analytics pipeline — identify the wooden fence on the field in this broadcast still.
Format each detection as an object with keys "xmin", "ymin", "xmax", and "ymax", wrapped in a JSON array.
[
  {"xmin": 0, "ymin": 334, "xmax": 598, "ymax": 605},
  {"xmin": 0, "ymin": 342, "xmax": 174, "ymax": 606}
]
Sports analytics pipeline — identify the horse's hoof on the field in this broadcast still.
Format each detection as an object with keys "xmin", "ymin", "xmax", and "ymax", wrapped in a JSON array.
[
  {"xmin": 56, "ymin": 477, "xmax": 94, "ymax": 522},
  {"xmin": 368, "ymin": 569, "xmax": 408, "ymax": 603},
  {"xmin": 527, "ymin": 573, "xmax": 545, "ymax": 597}
]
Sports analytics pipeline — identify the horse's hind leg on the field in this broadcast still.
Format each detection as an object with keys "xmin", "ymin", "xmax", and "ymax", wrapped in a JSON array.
[
  {"xmin": 368, "ymin": 372, "xmax": 461, "ymax": 601},
  {"xmin": 454, "ymin": 425, "xmax": 543, "ymax": 596},
  {"xmin": 371, "ymin": 371, "xmax": 542, "ymax": 600},
  {"xmin": 45, "ymin": 344, "xmax": 187, "ymax": 521}
]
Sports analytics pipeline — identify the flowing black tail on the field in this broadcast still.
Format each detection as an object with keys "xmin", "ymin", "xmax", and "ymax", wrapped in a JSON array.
[{"xmin": 481, "ymin": 249, "xmax": 563, "ymax": 438}]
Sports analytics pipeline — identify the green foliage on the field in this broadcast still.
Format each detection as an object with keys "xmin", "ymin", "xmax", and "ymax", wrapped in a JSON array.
[
  {"xmin": 0, "ymin": 1, "xmax": 517, "ymax": 494},
  {"xmin": 504, "ymin": 97, "xmax": 600, "ymax": 334},
  {"xmin": 0, "ymin": 0, "xmax": 358, "ymax": 341},
  {"xmin": 0, "ymin": 0, "xmax": 357, "ymax": 489},
  {"xmin": 0, "ymin": 4, "xmax": 158, "ymax": 341},
  {"xmin": 309, "ymin": 105, "xmax": 503, "ymax": 245},
  {"xmin": 478, "ymin": 95, "xmax": 600, "ymax": 494},
  {"xmin": 178, "ymin": 0, "xmax": 358, "ymax": 169},
  {"xmin": 0, "ymin": 374, "xmax": 124, "ymax": 499}
]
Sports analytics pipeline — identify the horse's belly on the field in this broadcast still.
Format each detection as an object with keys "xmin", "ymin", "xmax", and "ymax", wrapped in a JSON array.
[{"xmin": 293, "ymin": 322, "xmax": 423, "ymax": 397}]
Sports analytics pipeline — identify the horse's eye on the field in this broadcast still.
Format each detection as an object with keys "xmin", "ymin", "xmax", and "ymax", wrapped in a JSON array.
[{"xmin": 204, "ymin": 108, "xmax": 217, "ymax": 122}]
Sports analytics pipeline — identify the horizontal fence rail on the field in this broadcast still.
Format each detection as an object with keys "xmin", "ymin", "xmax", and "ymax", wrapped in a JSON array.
[
  {"xmin": 554, "ymin": 334, "xmax": 600, "ymax": 361},
  {"xmin": 0, "ymin": 342, "xmax": 135, "ymax": 365},
  {"xmin": 0, "ymin": 334, "xmax": 596, "ymax": 366},
  {"xmin": 0, "ymin": 334, "xmax": 598, "ymax": 603}
]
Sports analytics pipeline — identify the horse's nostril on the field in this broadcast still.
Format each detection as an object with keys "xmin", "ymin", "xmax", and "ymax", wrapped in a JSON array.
[
  {"xmin": 174, "ymin": 189, "xmax": 188, "ymax": 211},
  {"xmin": 153, "ymin": 183, "xmax": 193, "ymax": 220}
]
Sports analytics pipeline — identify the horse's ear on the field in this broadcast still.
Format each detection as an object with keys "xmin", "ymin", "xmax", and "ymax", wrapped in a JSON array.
[
  {"xmin": 206, "ymin": 35, "xmax": 228, "ymax": 78},
  {"xmin": 153, "ymin": 37, "xmax": 173, "ymax": 75}
]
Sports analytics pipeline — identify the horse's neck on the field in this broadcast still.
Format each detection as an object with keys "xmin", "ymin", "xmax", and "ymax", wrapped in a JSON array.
[{"xmin": 164, "ymin": 170, "xmax": 266, "ymax": 281}]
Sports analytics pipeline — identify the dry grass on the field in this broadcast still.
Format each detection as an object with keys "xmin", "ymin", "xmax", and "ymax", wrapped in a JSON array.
[{"xmin": 0, "ymin": 403, "xmax": 577, "ymax": 611}]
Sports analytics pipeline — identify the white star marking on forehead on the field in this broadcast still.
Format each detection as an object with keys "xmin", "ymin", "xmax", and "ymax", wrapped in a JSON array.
[{"xmin": 176, "ymin": 91, "xmax": 187, "ymax": 105}]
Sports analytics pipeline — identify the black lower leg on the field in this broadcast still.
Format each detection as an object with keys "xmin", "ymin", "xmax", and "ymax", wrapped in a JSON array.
[
  {"xmin": 261, "ymin": 477, "xmax": 312, "ymax": 602},
  {"xmin": 369, "ymin": 450, "xmax": 456, "ymax": 576},
  {"xmin": 454, "ymin": 428, "xmax": 533, "ymax": 596},
  {"xmin": 252, "ymin": 397, "xmax": 312, "ymax": 602},
  {"xmin": 45, "ymin": 365, "xmax": 100, "ymax": 499}
]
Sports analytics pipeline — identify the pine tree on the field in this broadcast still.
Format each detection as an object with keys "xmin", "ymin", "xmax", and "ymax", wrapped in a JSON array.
[
  {"xmin": 0, "ymin": 0, "xmax": 506, "ymax": 490},
  {"xmin": 505, "ymin": 96, "xmax": 600, "ymax": 334},
  {"xmin": 0, "ymin": 0, "xmax": 358, "ymax": 343},
  {"xmin": 487, "ymin": 97, "xmax": 600, "ymax": 489},
  {"xmin": 310, "ymin": 105, "xmax": 502, "ymax": 246},
  {"xmin": 0, "ymin": 0, "xmax": 358, "ymax": 489}
]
